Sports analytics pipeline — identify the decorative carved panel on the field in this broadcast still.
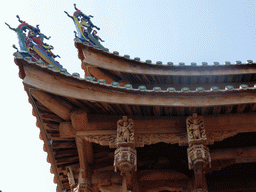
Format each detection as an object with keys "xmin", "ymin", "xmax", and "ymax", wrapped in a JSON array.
[
  {"xmin": 207, "ymin": 130, "xmax": 238, "ymax": 145},
  {"xmin": 85, "ymin": 134, "xmax": 117, "ymax": 148},
  {"xmin": 187, "ymin": 114, "xmax": 207, "ymax": 145},
  {"xmin": 136, "ymin": 133, "xmax": 187, "ymax": 146},
  {"xmin": 187, "ymin": 144, "xmax": 211, "ymax": 170},
  {"xmin": 117, "ymin": 116, "xmax": 134, "ymax": 145},
  {"xmin": 84, "ymin": 130, "xmax": 240, "ymax": 147},
  {"xmin": 114, "ymin": 146, "xmax": 137, "ymax": 175},
  {"xmin": 84, "ymin": 133, "xmax": 187, "ymax": 148}
]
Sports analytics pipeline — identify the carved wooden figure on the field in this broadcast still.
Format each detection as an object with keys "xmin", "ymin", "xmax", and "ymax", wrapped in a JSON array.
[
  {"xmin": 187, "ymin": 113, "xmax": 207, "ymax": 145},
  {"xmin": 117, "ymin": 116, "xmax": 134, "ymax": 145}
]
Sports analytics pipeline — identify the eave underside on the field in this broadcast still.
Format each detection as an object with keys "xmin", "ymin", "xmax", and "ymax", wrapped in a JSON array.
[
  {"xmin": 27, "ymin": 85, "xmax": 256, "ymax": 191},
  {"xmin": 93, "ymin": 67, "xmax": 256, "ymax": 90}
]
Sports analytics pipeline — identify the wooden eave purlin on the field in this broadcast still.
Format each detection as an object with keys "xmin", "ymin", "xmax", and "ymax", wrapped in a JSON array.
[
  {"xmin": 19, "ymin": 59, "xmax": 256, "ymax": 108},
  {"xmin": 76, "ymin": 42, "xmax": 256, "ymax": 76}
]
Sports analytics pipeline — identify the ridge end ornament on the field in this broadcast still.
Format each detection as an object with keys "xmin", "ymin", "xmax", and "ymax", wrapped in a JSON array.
[
  {"xmin": 5, "ymin": 15, "xmax": 62, "ymax": 70},
  {"xmin": 65, "ymin": 3, "xmax": 105, "ymax": 49}
]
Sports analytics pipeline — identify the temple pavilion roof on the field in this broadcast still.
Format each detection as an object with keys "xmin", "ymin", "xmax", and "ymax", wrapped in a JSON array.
[{"xmin": 8, "ymin": 4, "xmax": 256, "ymax": 191}]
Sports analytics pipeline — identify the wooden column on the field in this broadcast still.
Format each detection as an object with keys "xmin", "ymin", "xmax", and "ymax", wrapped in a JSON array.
[
  {"xmin": 193, "ymin": 164, "xmax": 208, "ymax": 192},
  {"xmin": 187, "ymin": 114, "xmax": 211, "ymax": 192},
  {"xmin": 74, "ymin": 136, "xmax": 93, "ymax": 192}
]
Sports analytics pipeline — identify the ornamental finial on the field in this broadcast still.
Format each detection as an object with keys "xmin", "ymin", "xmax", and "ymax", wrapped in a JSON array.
[
  {"xmin": 65, "ymin": 4, "xmax": 105, "ymax": 49},
  {"xmin": 6, "ymin": 16, "xmax": 62, "ymax": 70}
]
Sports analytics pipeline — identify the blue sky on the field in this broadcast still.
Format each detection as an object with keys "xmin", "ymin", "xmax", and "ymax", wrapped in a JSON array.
[{"xmin": 1, "ymin": 1, "xmax": 256, "ymax": 192}]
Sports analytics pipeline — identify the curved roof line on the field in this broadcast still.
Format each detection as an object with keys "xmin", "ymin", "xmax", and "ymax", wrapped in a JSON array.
[
  {"xmin": 15, "ymin": 55, "xmax": 256, "ymax": 107},
  {"xmin": 75, "ymin": 40, "xmax": 256, "ymax": 76},
  {"xmin": 76, "ymin": 39, "xmax": 255, "ymax": 67}
]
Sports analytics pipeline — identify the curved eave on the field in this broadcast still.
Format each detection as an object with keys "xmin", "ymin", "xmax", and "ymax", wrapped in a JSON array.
[
  {"xmin": 15, "ymin": 57, "xmax": 256, "ymax": 108},
  {"xmin": 75, "ymin": 41, "xmax": 256, "ymax": 77}
]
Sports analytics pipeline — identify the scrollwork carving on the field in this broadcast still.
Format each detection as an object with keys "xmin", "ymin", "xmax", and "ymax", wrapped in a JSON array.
[
  {"xmin": 208, "ymin": 130, "xmax": 237, "ymax": 144},
  {"xmin": 136, "ymin": 133, "xmax": 186, "ymax": 147},
  {"xmin": 84, "ymin": 132, "xmax": 187, "ymax": 148},
  {"xmin": 85, "ymin": 134, "xmax": 116, "ymax": 147}
]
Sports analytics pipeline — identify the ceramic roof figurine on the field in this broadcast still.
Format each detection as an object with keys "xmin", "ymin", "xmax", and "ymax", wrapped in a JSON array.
[{"xmin": 5, "ymin": 15, "xmax": 62, "ymax": 70}]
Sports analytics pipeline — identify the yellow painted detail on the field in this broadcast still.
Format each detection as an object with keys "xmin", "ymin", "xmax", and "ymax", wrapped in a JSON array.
[
  {"xmin": 33, "ymin": 45, "xmax": 59, "ymax": 70},
  {"xmin": 73, "ymin": 16, "xmax": 89, "ymax": 41}
]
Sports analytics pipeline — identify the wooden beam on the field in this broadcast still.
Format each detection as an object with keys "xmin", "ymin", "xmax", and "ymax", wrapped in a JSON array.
[
  {"xmin": 74, "ymin": 112, "xmax": 256, "ymax": 147},
  {"xmin": 73, "ymin": 112, "xmax": 256, "ymax": 134},
  {"xmin": 75, "ymin": 136, "xmax": 94, "ymax": 179},
  {"xmin": 51, "ymin": 141, "xmax": 76, "ymax": 149},
  {"xmin": 138, "ymin": 170, "xmax": 188, "ymax": 181},
  {"xmin": 30, "ymin": 89, "xmax": 73, "ymax": 121},
  {"xmin": 85, "ymin": 64, "xmax": 116, "ymax": 84},
  {"xmin": 76, "ymin": 136, "xmax": 88, "ymax": 172},
  {"xmin": 54, "ymin": 149, "xmax": 78, "ymax": 158},
  {"xmin": 211, "ymin": 146, "xmax": 256, "ymax": 162},
  {"xmin": 85, "ymin": 140, "xmax": 94, "ymax": 165},
  {"xmin": 59, "ymin": 122, "xmax": 76, "ymax": 138}
]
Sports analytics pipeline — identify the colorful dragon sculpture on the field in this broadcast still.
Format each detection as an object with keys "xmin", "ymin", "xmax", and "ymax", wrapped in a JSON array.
[
  {"xmin": 5, "ymin": 15, "xmax": 62, "ymax": 70},
  {"xmin": 65, "ymin": 4, "xmax": 105, "ymax": 49}
]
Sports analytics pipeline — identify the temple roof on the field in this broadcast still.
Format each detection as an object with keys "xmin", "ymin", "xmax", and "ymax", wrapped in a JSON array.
[
  {"xmin": 9, "ymin": 5, "xmax": 256, "ymax": 191},
  {"xmin": 13, "ymin": 37, "xmax": 256, "ymax": 192}
]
